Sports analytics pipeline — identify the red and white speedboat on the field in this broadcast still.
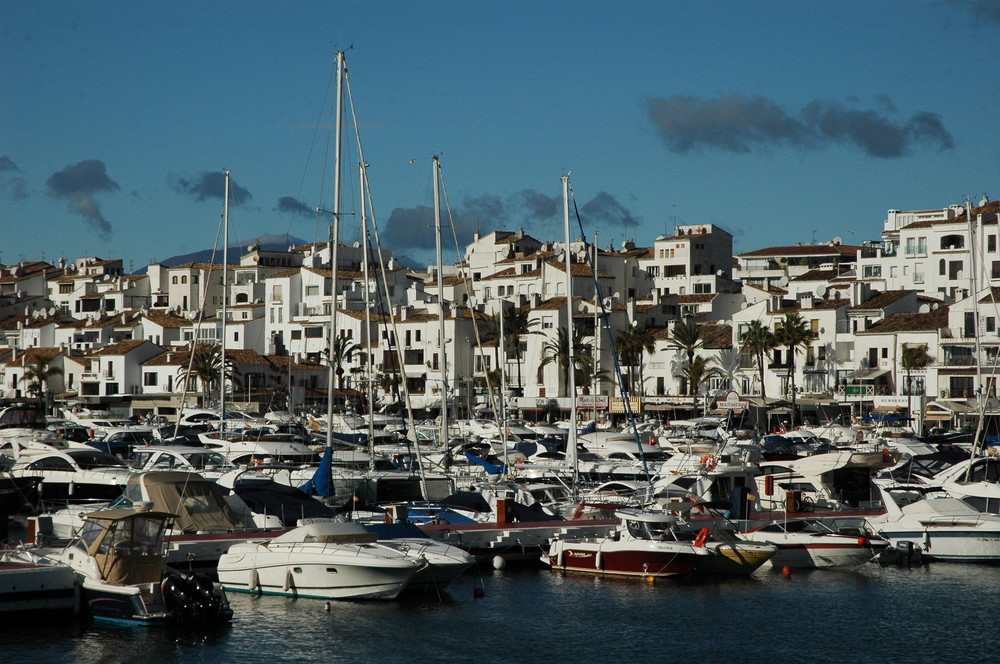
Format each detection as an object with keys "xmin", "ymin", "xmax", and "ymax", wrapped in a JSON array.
[
  {"xmin": 742, "ymin": 518, "xmax": 887, "ymax": 569},
  {"xmin": 542, "ymin": 509, "xmax": 711, "ymax": 579}
]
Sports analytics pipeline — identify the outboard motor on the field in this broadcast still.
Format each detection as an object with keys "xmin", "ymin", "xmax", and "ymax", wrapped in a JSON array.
[{"xmin": 161, "ymin": 572, "xmax": 233, "ymax": 624}]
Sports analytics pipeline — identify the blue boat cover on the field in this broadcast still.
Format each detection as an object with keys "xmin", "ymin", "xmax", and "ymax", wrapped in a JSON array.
[{"xmin": 299, "ymin": 446, "xmax": 333, "ymax": 497}]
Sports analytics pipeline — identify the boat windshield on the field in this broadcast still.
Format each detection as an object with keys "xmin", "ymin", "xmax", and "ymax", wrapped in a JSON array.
[{"xmin": 626, "ymin": 519, "xmax": 678, "ymax": 541}]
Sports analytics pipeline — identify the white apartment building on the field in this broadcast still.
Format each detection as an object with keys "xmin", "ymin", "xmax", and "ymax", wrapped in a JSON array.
[
  {"xmin": 735, "ymin": 241, "xmax": 859, "ymax": 292},
  {"xmin": 639, "ymin": 224, "xmax": 737, "ymax": 298}
]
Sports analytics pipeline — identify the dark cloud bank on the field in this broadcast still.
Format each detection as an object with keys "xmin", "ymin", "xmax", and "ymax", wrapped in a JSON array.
[
  {"xmin": 46, "ymin": 159, "xmax": 119, "ymax": 240},
  {"xmin": 644, "ymin": 94, "xmax": 954, "ymax": 158}
]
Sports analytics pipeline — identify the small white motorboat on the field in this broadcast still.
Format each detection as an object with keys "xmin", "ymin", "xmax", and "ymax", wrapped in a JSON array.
[
  {"xmin": 869, "ymin": 485, "xmax": 1000, "ymax": 562},
  {"xmin": 742, "ymin": 518, "xmax": 887, "ymax": 569},
  {"xmin": 217, "ymin": 521, "xmax": 424, "ymax": 600},
  {"xmin": 362, "ymin": 521, "xmax": 476, "ymax": 591},
  {"xmin": 0, "ymin": 557, "xmax": 78, "ymax": 616}
]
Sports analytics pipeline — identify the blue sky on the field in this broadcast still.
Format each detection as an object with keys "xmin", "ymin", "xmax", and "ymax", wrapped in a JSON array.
[{"xmin": 3, "ymin": 1, "xmax": 999, "ymax": 271}]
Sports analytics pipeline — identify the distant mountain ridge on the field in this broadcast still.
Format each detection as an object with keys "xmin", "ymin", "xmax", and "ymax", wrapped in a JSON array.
[
  {"xmin": 133, "ymin": 233, "xmax": 421, "ymax": 274},
  {"xmin": 134, "ymin": 234, "xmax": 309, "ymax": 274}
]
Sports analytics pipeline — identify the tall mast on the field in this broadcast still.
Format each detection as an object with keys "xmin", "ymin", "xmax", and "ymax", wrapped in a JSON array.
[
  {"xmin": 361, "ymin": 161, "xmax": 376, "ymax": 473},
  {"xmin": 220, "ymin": 169, "xmax": 230, "ymax": 432},
  {"xmin": 433, "ymin": 155, "xmax": 448, "ymax": 447},
  {"xmin": 325, "ymin": 50, "xmax": 345, "ymax": 454},
  {"xmin": 593, "ymin": 229, "xmax": 600, "ymax": 426},
  {"xmin": 499, "ymin": 297, "xmax": 509, "ymax": 468},
  {"xmin": 563, "ymin": 174, "xmax": 579, "ymax": 496}
]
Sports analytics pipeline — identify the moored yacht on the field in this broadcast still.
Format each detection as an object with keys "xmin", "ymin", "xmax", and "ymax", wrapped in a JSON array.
[
  {"xmin": 217, "ymin": 520, "xmax": 424, "ymax": 600},
  {"xmin": 543, "ymin": 509, "xmax": 712, "ymax": 579}
]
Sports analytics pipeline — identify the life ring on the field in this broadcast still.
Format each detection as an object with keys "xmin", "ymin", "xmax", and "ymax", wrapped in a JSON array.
[
  {"xmin": 693, "ymin": 527, "xmax": 710, "ymax": 548},
  {"xmin": 779, "ymin": 425, "xmax": 787, "ymax": 434},
  {"xmin": 700, "ymin": 454, "xmax": 718, "ymax": 472}
]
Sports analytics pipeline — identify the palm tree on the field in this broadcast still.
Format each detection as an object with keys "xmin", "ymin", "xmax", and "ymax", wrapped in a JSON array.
[
  {"xmin": 775, "ymin": 312, "xmax": 813, "ymax": 423},
  {"xmin": 742, "ymin": 320, "xmax": 777, "ymax": 403},
  {"xmin": 322, "ymin": 335, "xmax": 361, "ymax": 390},
  {"xmin": 177, "ymin": 344, "xmax": 238, "ymax": 406},
  {"xmin": 901, "ymin": 343, "xmax": 933, "ymax": 396},
  {"xmin": 901, "ymin": 343, "xmax": 934, "ymax": 420},
  {"xmin": 675, "ymin": 356, "xmax": 724, "ymax": 410},
  {"xmin": 669, "ymin": 316, "xmax": 704, "ymax": 396},
  {"xmin": 539, "ymin": 326, "xmax": 594, "ymax": 397},
  {"xmin": 22, "ymin": 356, "xmax": 62, "ymax": 402},
  {"xmin": 503, "ymin": 306, "xmax": 538, "ymax": 395},
  {"xmin": 617, "ymin": 324, "xmax": 656, "ymax": 396},
  {"xmin": 478, "ymin": 312, "xmax": 503, "ymax": 378}
]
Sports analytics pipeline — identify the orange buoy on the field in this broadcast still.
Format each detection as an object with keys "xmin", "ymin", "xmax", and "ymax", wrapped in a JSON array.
[{"xmin": 782, "ymin": 565, "xmax": 792, "ymax": 578}]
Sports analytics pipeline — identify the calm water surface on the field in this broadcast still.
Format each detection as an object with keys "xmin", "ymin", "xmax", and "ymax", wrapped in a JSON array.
[{"xmin": 2, "ymin": 562, "xmax": 995, "ymax": 664}]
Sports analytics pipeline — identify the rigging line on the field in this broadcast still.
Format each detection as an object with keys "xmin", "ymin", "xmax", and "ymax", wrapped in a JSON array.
[
  {"xmin": 964, "ymin": 202, "xmax": 1000, "ymax": 466},
  {"xmin": 169, "ymin": 206, "xmax": 227, "ymax": 517},
  {"xmin": 437, "ymin": 164, "xmax": 502, "ymax": 432},
  {"xmin": 289, "ymin": 57, "xmax": 338, "ymax": 244},
  {"xmin": 439, "ymin": 162, "xmax": 501, "ymax": 422},
  {"xmin": 172, "ymin": 212, "xmax": 225, "ymax": 442},
  {"xmin": 315, "ymin": 70, "xmax": 338, "ymax": 247},
  {"xmin": 570, "ymin": 187, "xmax": 653, "ymax": 488},
  {"xmin": 353, "ymin": 144, "xmax": 433, "ymax": 492}
]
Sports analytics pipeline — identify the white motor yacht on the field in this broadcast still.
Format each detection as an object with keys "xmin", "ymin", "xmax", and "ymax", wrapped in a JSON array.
[{"xmin": 217, "ymin": 520, "xmax": 424, "ymax": 600}]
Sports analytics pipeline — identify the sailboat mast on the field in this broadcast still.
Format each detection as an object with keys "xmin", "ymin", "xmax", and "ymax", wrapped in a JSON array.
[
  {"xmin": 361, "ymin": 161, "xmax": 376, "ymax": 473},
  {"xmin": 433, "ymin": 155, "xmax": 448, "ymax": 447},
  {"xmin": 325, "ymin": 50, "xmax": 345, "ymax": 453},
  {"xmin": 220, "ymin": 170, "xmax": 230, "ymax": 432},
  {"xmin": 562, "ymin": 174, "xmax": 579, "ymax": 495}
]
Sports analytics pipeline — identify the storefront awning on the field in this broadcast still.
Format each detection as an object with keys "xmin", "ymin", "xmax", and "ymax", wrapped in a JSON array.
[{"xmin": 845, "ymin": 368, "xmax": 890, "ymax": 381}]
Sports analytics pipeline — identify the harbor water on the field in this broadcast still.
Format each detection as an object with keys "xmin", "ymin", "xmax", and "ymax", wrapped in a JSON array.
[{"xmin": 2, "ymin": 561, "xmax": 996, "ymax": 664}]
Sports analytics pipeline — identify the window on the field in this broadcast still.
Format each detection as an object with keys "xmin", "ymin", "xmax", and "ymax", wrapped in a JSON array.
[
  {"xmin": 306, "ymin": 285, "xmax": 319, "ymax": 297},
  {"xmin": 918, "ymin": 237, "xmax": 927, "ymax": 255},
  {"xmin": 291, "ymin": 330, "xmax": 302, "ymax": 340},
  {"xmin": 143, "ymin": 372, "xmax": 158, "ymax": 386},
  {"xmin": 991, "ymin": 235, "xmax": 998, "ymax": 252},
  {"xmin": 988, "ymin": 317, "xmax": 996, "ymax": 333},
  {"xmin": 59, "ymin": 284, "xmax": 73, "ymax": 294},
  {"xmin": 272, "ymin": 285, "xmax": 283, "ymax": 302},
  {"xmin": 171, "ymin": 276, "xmax": 178, "ymax": 284},
  {"xmin": 181, "ymin": 276, "xmax": 187, "ymax": 284}
]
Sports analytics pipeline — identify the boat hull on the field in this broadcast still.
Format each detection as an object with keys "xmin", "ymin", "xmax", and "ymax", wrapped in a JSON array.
[
  {"xmin": 544, "ymin": 540, "xmax": 702, "ymax": 578},
  {"xmin": 0, "ymin": 560, "xmax": 77, "ymax": 615},
  {"xmin": 878, "ymin": 528, "xmax": 1000, "ymax": 563},
  {"xmin": 697, "ymin": 542, "xmax": 777, "ymax": 576},
  {"xmin": 765, "ymin": 541, "xmax": 879, "ymax": 569},
  {"xmin": 218, "ymin": 544, "xmax": 420, "ymax": 600},
  {"xmin": 80, "ymin": 579, "xmax": 172, "ymax": 624}
]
